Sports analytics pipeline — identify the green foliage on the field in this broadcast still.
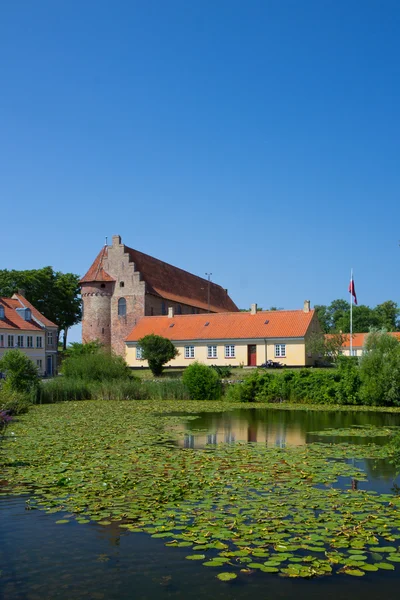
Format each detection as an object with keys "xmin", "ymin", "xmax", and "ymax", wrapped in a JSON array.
[
  {"xmin": 306, "ymin": 331, "xmax": 347, "ymax": 363},
  {"xmin": 359, "ymin": 330, "xmax": 400, "ymax": 406},
  {"xmin": 62, "ymin": 351, "xmax": 131, "ymax": 382},
  {"xmin": 0, "ymin": 349, "xmax": 40, "ymax": 393},
  {"xmin": 33, "ymin": 379, "xmax": 92, "ymax": 404},
  {"xmin": 314, "ymin": 299, "xmax": 400, "ymax": 334},
  {"xmin": 137, "ymin": 334, "xmax": 179, "ymax": 376},
  {"xmin": 0, "ymin": 267, "xmax": 81, "ymax": 348},
  {"xmin": 182, "ymin": 362, "xmax": 222, "ymax": 400},
  {"xmin": 64, "ymin": 340, "xmax": 103, "ymax": 358},
  {"xmin": 210, "ymin": 364, "xmax": 232, "ymax": 378},
  {"xmin": 0, "ymin": 386, "xmax": 32, "ymax": 415}
]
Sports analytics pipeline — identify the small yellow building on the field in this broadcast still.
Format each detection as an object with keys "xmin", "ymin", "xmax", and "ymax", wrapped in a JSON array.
[
  {"xmin": 0, "ymin": 294, "xmax": 58, "ymax": 376},
  {"xmin": 329, "ymin": 332, "xmax": 400, "ymax": 357},
  {"xmin": 126, "ymin": 301, "xmax": 321, "ymax": 368}
]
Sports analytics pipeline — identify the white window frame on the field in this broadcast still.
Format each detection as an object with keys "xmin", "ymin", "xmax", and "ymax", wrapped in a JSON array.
[
  {"xmin": 36, "ymin": 336, "xmax": 43, "ymax": 348},
  {"xmin": 225, "ymin": 345, "xmax": 235, "ymax": 358},
  {"xmin": 17, "ymin": 335, "xmax": 24, "ymax": 348},
  {"xmin": 8, "ymin": 335, "xmax": 14, "ymax": 348},
  {"xmin": 207, "ymin": 345, "xmax": 217, "ymax": 359},
  {"xmin": 275, "ymin": 344, "xmax": 286, "ymax": 358},
  {"xmin": 27, "ymin": 336, "xmax": 33, "ymax": 348},
  {"xmin": 184, "ymin": 345, "xmax": 195, "ymax": 359},
  {"xmin": 136, "ymin": 346, "xmax": 143, "ymax": 360}
]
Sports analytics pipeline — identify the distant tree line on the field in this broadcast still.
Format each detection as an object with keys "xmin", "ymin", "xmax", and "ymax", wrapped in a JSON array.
[{"xmin": 314, "ymin": 300, "xmax": 399, "ymax": 334}]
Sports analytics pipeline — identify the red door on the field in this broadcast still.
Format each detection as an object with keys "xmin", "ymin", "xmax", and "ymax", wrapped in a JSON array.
[{"xmin": 248, "ymin": 345, "xmax": 257, "ymax": 366}]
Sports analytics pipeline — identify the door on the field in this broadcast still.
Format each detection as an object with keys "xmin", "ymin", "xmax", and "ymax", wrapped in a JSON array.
[
  {"xmin": 46, "ymin": 355, "xmax": 52, "ymax": 376},
  {"xmin": 247, "ymin": 345, "xmax": 257, "ymax": 366}
]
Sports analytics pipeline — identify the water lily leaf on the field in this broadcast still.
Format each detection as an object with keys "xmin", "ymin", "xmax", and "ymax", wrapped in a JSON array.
[
  {"xmin": 185, "ymin": 554, "xmax": 206, "ymax": 560},
  {"xmin": 216, "ymin": 572, "xmax": 237, "ymax": 581}
]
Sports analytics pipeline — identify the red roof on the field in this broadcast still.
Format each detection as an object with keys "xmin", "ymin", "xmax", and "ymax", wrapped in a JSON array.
[
  {"xmin": 12, "ymin": 294, "xmax": 57, "ymax": 328},
  {"xmin": 81, "ymin": 243, "xmax": 238, "ymax": 313},
  {"xmin": 326, "ymin": 332, "xmax": 400, "ymax": 348},
  {"xmin": 0, "ymin": 298, "xmax": 43, "ymax": 331},
  {"xmin": 126, "ymin": 309, "xmax": 315, "ymax": 342}
]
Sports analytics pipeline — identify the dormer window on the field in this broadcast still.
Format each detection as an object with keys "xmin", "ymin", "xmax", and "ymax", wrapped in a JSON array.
[
  {"xmin": 15, "ymin": 307, "xmax": 31, "ymax": 321},
  {"xmin": 0, "ymin": 306, "xmax": 4, "ymax": 320}
]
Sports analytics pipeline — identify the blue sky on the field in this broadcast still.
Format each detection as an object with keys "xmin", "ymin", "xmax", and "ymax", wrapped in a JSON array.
[{"xmin": 1, "ymin": 1, "xmax": 399, "ymax": 343}]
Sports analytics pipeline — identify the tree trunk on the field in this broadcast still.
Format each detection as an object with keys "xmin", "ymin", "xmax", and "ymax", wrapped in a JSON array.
[{"xmin": 63, "ymin": 327, "xmax": 69, "ymax": 351}]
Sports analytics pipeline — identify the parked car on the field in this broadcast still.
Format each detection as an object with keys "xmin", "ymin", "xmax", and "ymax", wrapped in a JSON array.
[{"xmin": 260, "ymin": 360, "xmax": 283, "ymax": 369}]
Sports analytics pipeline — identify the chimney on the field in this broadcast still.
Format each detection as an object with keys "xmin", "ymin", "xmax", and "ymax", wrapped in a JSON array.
[
  {"xmin": 303, "ymin": 300, "xmax": 310, "ymax": 313},
  {"xmin": 251, "ymin": 303, "xmax": 257, "ymax": 315},
  {"xmin": 168, "ymin": 306, "xmax": 175, "ymax": 318},
  {"xmin": 112, "ymin": 234, "xmax": 122, "ymax": 246}
]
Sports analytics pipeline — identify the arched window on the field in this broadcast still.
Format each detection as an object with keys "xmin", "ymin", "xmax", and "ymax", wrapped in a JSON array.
[{"xmin": 118, "ymin": 297, "xmax": 126, "ymax": 317}]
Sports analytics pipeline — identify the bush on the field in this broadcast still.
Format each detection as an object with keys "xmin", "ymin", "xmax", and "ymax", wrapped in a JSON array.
[
  {"xmin": 0, "ymin": 386, "xmax": 32, "ymax": 415},
  {"xmin": 210, "ymin": 365, "xmax": 232, "ymax": 378},
  {"xmin": 182, "ymin": 362, "xmax": 222, "ymax": 400},
  {"xmin": 62, "ymin": 351, "xmax": 132, "ymax": 382},
  {"xmin": 0, "ymin": 349, "xmax": 39, "ymax": 393}
]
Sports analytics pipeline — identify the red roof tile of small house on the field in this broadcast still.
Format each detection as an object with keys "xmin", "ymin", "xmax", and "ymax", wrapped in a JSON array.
[
  {"xmin": 81, "ymin": 244, "xmax": 238, "ymax": 313},
  {"xmin": 126, "ymin": 309, "xmax": 315, "ymax": 343},
  {"xmin": 326, "ymin": 332, "xmax": 400, "ymax": 348},
  {"xmin": 0, "ymin": 298, "xmax": 43, "ymax": 331},
  {"xmin": 12, "ymin": 294, "xmax": 58, "ymax": 328}
]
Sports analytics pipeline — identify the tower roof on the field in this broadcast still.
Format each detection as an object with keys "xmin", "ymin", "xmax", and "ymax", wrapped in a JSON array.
[{"xmin": 80, "ymin": 242, "xmax": 238, "ymax": 313}]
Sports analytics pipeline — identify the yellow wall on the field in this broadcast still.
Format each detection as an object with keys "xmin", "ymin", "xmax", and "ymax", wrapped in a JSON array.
[
  {"xmin": 0, "ymin": 329, "xmax": 46, "ymax": 375},
  {"xmin": 126, "ymin": 337, "xmax": 311, "ymax": 368}
]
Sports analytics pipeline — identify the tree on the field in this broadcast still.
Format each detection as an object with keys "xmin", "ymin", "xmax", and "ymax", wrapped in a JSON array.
[
  {"xmin": 0, "ymin": 267, "xmax": 82, "ymax": 349},
  {"xmin": 334, "ymin": 304, "xmax": 379, "ymax": 333},
  {"xmin": 65, "ymin": 340, "xmax": 103, "ymax": 358},
  {"xmin": 374, "ymin": 301, "xmax": 400, "ymax": 331},
  {"xmin": 306, "ymin": 331, "xmax": 347, "ymax": 363},
  {"xmin": 137, "ymin": 334, "xmax": 179, "ymax": 376},
  {"xmin": 0, "ymin": 349, "xmax": 39, "ymax": 393},
  {"xmin": 359, "ymin": 329, "xmax": 400, "ymax": 405},
  {"xmin": 182, "ymin": 362, "xmax": 222, "ymax": 400},
  {"xmin": 314, "ymin": 305, "xmax": 331, "ymax": 333}
]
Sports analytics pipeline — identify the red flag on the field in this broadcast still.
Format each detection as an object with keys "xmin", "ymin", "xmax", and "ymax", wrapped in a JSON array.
[{"xmin": 349, "ymin": 276, "xmax": 357, "ymax": 305}]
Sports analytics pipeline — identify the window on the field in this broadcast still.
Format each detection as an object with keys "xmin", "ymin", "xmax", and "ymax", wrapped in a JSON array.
[
  {"xmin": 25, "ymin": 309, "xmax": 31, "ymax": 320},
  {"xmin": 118, "ymin": 297, "xmax": 126, "ymax": 317},
  {"xmin": 185, "ymin": 346, "xmax": 195, "ymax": 359},
  {"xmin": 0, "ymin": 334, "xmax": 4, "ymax": 347},
  {"xmin": 27, "ymin": 336, "xmax": 33, "ymax": 348},
  {"xmin": 8, "ymin": 335, "xmax": 14, "ymax": 348},
  {"xmin": 36, "ymin": 336, "xmax": 43, "ymax": 348},
  {"xmin": 275, "ymin": 344, "xmax": 286, "ymax": 358},
  {"xmin": 176, "ymin": 304, "xmax": 182, "ymax": 314},
  {"xmin": 100, "ymin": 284, "xmax": 105, "ymax": 289},
  {"xmin": 136, "ymin": 346, "xmax": 143, "ymax": 360},
  {"xmin": 207, "ymin": 345, "xmax": 217, "ymax": 358},
  {"xmin": 47, "ymin": 332, "xmax": 53, "ymax": 345},
  {"xmin": 225, "ymin": 345, "xmax": 235, "ymax": 358},
  {"xmin": 120, "ymin": 281, "xmax": 124, "ymax": 287},
  {"xmin": 37, "ymin": 359, "xmax": 42, "ymax": 370},
  {"xmin": 17, "ymin": 335, "xmax": 24, "ymax": 347},
  {"xmin": 161, "ymin": 301, "xmax": 167, "ymax": 315},
  {"xmin": 0, "ymin": 306, "xmax": 4, "ymax": 319}
]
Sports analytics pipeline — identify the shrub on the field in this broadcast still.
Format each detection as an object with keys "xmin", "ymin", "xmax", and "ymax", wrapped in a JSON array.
[
  {"xmin": 182, "ymin": 362, "xmax": 222, "ymax": 400},
  {"xmin": 0, "ymin": 386, "xmax": 32, "ymax": 415},
  {"xmin": 137, "ymin": 334, "xmax": 179, "ymax": 376},
  {"xmin": 210, "ymin": 365, "xmax": 232, "ymax": 378},
  {"xmin": 0, "ymin": 349, "xmax": 39, "ymax": 393},
  {"xmin": 62, "ymin": 351, "xmax": 131, "ymax": 382}
]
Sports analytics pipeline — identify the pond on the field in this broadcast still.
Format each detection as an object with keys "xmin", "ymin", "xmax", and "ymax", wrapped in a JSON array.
[{"xmin": 2, "ymin": 401, "xmax": 400, "ymax": 599}]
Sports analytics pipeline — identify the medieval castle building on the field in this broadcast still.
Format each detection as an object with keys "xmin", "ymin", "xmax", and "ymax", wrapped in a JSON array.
[{"xmin": 80, "ymin": 235, "xmax": 238, "ymax": 355}]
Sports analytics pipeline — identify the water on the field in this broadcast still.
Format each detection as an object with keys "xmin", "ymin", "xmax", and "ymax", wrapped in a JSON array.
[{"xmin": 2, "ymin": 407, "xmax": 400, "ymax": 600}]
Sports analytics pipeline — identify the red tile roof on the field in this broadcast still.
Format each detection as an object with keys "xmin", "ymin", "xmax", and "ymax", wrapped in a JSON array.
[
  {"xmin": 326, "ymin": 332, "xmax": 400, "ymax": 348},
  {"xmin": 12, "ymin": 294, "xmax": 57, "ymax": 328},
  {"xmin": 126, "ymin": 309, "xmax": 315, "ymax": 342},
  {"xmin": 0, "ymin": 298, "xmax": 43, "ymax": 331},
  {"xmin": 80, "ymin": 244, "xmax": 238, "ymax": 313}
]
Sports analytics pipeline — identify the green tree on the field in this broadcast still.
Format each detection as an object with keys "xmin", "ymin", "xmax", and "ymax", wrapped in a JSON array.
[
  {"xmin": 0, "ymin": 349, "xmax": 39, "ymax": 393},
  {"xmin": 335, "ymin": 304, "xmax": 379, "ymax": 333},
  {"xmin": 314, "ymin": 305, "xmax": 331, "ymax": 333},
  {"xmin": 359, "ymin": 329, "xmax": 400, "ymax": 405},
  {"xmin": 137, "ymin": 334, "xmax": 179, "ymax": 376},
  {"xmin": 374, "ymin": 301, "xmax": 400, "ymax": 331},
  {"xmin": 65, "ymin": 340, "xmax": 103, "ymax": 358},
  {"xmin": 0, "ymin": 267, "xmax": 81, "ymax": 349},
  {"xmin": 306, "ymin": 331, "xmax": 347, "ymax": 363}
]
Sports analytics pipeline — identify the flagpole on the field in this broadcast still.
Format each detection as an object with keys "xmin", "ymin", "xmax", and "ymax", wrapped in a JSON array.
[{"xmin": 350, "ymin": 268, "xmax": 353, "ymax": 356}]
